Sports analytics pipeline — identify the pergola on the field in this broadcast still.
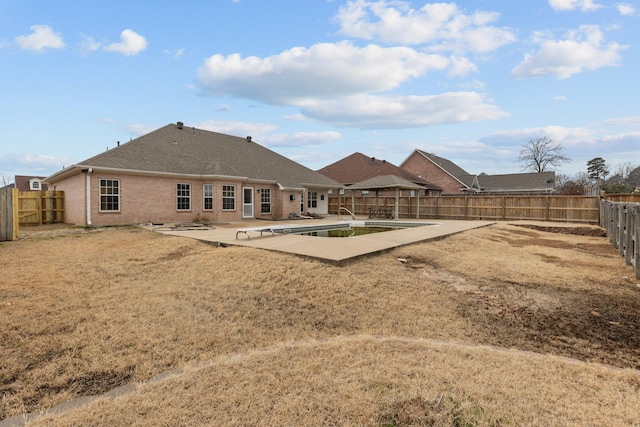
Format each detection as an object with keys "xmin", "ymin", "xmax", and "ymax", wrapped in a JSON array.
[{"xmin": 341, "ymin": 175, "xmax": 428, "ymax": 220}]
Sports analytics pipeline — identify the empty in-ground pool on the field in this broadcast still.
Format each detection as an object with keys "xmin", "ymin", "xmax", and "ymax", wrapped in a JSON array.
[{"xmin": 274, "ymin": 221, "xmax": 436, "ymax": 238}]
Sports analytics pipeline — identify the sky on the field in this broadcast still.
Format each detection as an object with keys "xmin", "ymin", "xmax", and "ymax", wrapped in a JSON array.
[{"xmin": 1, "ymin": 0, "xmax": 639, "ymax": 184}]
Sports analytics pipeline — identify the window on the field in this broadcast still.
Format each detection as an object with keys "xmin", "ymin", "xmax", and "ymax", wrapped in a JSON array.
[
  {"xmin": 222, "ymin": 185, "xmax": 235, "ymax": 210},
  {"xmin": 307, "ymin": 191, "xmax": 318, "ymax": 209},
  {"xmin": 100, "ymin": 179, "xmax": 120, "ymax": 211},
  {"xmin": 203, "ymin": 184, "xmax": 213, "ymax": 210},
  {"xmin": 30, "ymin": 180, "xmax": 40, "ymax": 190},
  {"xmin": 176, "ymin": 183, "xmax": 191, "ymax": 210},
  {"xmin": 261, "ymin": 188, "xmax": 271, "ymax": 214}
]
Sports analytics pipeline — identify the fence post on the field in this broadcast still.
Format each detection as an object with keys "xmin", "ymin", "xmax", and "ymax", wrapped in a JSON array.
[
  {"xmin": 619, "ymin": 204, "xmax": 626, "ymax": 257},
  {"xmin": 545, "ymin": 196, "xmax": 550, "ymax": 221},
  {"xmin": 634, "ymin": 205, "xmax": 640, "ymax": 279},
  {"xmin": 0, "ymin": 187, "xmax": 10, "ymax": 241},
  {"xmin": 625, "ymin": 203, "xmax": 634, "ymax": 265}
]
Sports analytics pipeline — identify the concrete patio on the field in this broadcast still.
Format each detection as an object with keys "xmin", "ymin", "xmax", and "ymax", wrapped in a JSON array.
[{"xmin": 147, "ymin": 217, "xmax": 495, "ymax": 264}]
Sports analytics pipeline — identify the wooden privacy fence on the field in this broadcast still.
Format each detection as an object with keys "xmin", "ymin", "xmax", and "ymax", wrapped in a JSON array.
[
  {"xmin": 17, "ymin": 190, "xmax": 65, "ymax": 226},
  {"xmin": 0, "ymin": 187, "xmax": 18, "ymax": 241},
  {"xmin": 330, "ymin": 195, "xmax": 600, "ymax": 224},
  {"xmin": 0, "ymin": 188, "xmax": 65, "ymax": 241},
  {"xmin": 600, "ymin": 200, "xmax": 640, "ymax": 279}
]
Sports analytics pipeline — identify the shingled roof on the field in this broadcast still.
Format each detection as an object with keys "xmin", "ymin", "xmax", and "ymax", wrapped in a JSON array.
[
  {"xmin": 46, "ymin": 123, "xmax": 341, "ymax": 190},
  {"xmin": 413, "ymin": 149, "xmax": 471, "ymax": 179},
  {"xmin": 471, "ymin": 172, "xmax": 556, "ymax": 193},
  {"xmin": 348, "ymin": 175, "xmax": 428, "ymax": 190},
  {"xmin": 317, "ymin": 152, "xmax": 440, "ymax": 189}
]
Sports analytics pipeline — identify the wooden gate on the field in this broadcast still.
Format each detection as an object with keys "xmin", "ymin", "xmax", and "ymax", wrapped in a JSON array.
[{"xmin": 18, "ymin": 190, "xmax": 65, "ymax": 225}]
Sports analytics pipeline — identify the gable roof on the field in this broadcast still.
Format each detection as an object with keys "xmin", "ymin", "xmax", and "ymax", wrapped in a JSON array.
[
  {"xmin": 317, "ymin": 152, "xmax": 440, "ymax": 189},
  {"xmin": 348, "ymin": 174, "xmax": 428, "ymax": 191},
  {"xmin": 46, "ymin": 123, "xmax": 341, "ymax": 190},
  {"xmin": 471, "ymin": 172, "xmax": 556, "ymax": 193},
  {"xmin": 14, "ymin": 175, "xmax": 48, "ymax": 191},
  {"xmin": 411, "ymin": 150, "xmax": 471, "ymax": 178}
]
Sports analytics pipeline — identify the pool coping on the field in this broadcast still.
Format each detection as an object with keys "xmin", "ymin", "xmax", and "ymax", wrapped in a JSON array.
[{"xmin": 146, "ymin": 217, "xmax": 496, "ymax": 264}]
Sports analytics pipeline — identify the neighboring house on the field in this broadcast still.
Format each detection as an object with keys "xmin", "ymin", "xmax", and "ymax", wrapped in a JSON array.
[
  {"xmin": 400, "ymin": 150, "xmax": 472, "ymax": 194},
  {"xmin": 45, "ymin": 122, "xmax": 342, "ymax": 226},
  {"xmin": 14, "ymin": 175, "xmax": 49, "ymax": 191},
  {"xmin": 401, "ymin": 149, "xmax": 556, "ymax": 195},
  {"xmin": 317, "ymin": 152, "xmax": 442, "ymax": 196},
  {"xmin": 464, "ymin": 172, "xmax": 556, "ymax": 194}
]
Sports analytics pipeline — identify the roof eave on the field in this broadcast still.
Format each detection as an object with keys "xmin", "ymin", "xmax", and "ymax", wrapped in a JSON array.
[{"xmin": 46, "ymin": 165, "xmax": 252, "ymax": 183}]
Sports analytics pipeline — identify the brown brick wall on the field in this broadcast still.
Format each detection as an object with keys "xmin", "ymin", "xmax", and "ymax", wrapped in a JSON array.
[
  {"xmin": 53, "ymin": 172, "xmax": 331, "ymax": 226},
  {"xmin": 402, "ymin": 153, "xmax": 464, "ymax": 195}
]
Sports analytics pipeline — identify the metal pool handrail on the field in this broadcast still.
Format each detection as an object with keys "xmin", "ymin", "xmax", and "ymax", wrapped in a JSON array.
[{"xmin": 338, "ymin": 207, "xmax": 355, "ymax": 221}]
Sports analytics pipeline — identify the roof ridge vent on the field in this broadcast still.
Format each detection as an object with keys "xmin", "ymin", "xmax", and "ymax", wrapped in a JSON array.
[
  {"xmin": 176, "ymin": 121, "xmax": 184, "ymax": 129},
  {"xmin": 246, "ymin": 136, "xmax": 252, "ymax": 142}
]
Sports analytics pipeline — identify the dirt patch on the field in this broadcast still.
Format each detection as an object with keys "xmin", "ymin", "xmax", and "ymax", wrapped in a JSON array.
[{"xmin": 513, "ymin": 223, "xmax": 607, "ymax": 236}]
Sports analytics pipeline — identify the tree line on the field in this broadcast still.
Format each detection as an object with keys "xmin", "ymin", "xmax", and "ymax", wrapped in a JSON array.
[{"xmin": 517, "ymin": 136, "xmax": 639, "ymax": 195}]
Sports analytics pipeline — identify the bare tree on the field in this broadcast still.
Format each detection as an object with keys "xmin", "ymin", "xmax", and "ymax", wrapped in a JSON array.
[
  {"xmin": 1, "ymin": 173, "xmax": 12, "ymax": 188},
  {"xmin": 518, "ymin": 136, "xmax": 571, "ymax": 173},
  {"xmin": 614, "ymin": 162, "xmax": 637, "ymax": 180}
]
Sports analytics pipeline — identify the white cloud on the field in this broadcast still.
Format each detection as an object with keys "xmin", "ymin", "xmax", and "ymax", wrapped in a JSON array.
[
  {"xmin": 79, "ymin": 35, "xmax": 101, "ymax": 52},
  {"xmin": 617, "ymin": 3, "xmax": 636, "ymax": 15},
  {"xmin": 197, "ymin": 41, "xmax": 507, "ymax": 129},
  {"xmin": 124, "ymin": 124, "xmax": 157, "ymax": 136},
  {"xmin": 447, "ymin": 56, "xmax": 478, "ymax": 77},
  {"xmin": 104, "ymin": 29, "xmax": 147, "ymax": 56},
  {"xmin": 15, "ymin": 25, "xmax": 65, "ymax": 52},
  {"xmin": 0, "ymin": 153, "xmax": 72, "ymax": 176},
  {"xmin": 548, "ymin": 0, "xmax": 602, "ymax": 11},
  {"xmin": 334, "ymin": 0, "xmax": 516, "ymax": 54},
  {"xmin": 260, "ymin": 131, "xmax": 342, "ymax": 148},
  {"xmin": 483, "ymin": 125, "xmax": 598, "ymax": 146},
  {"xmin": 511, "ymin": 25, "xmax": 625, "ymax": 79},
  {"xmin": 163, "ymin": 48, "xmax": 185, "ymax": 59},
  {"xmin": 553, "ymin": 96, "xmax": 569, "ymax": 102},
  {"xmin": 193, "ymin": 120, "xmax": 278, "ymax": 138},
  {"xmin": 601, "ymin": 116, "xmax": 640, "ymax": 127},
  {"xmin": 198, "ymin": 41, "xmax": 449, "ymax": 104},
  {"xmin": 296, "ymin": 92, "xmax": 508, "ymax": 129}
]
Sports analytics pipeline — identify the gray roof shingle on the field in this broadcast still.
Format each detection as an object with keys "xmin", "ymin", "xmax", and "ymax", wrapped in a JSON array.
[{"xmin": 48, "ymin": 123, "xmax": 341, "ymax": 189}]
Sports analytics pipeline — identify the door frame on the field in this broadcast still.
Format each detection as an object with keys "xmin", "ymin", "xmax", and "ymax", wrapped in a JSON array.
[{"xmin": 242, "ymin": 186, "xmax": 254, "ymax": 218}]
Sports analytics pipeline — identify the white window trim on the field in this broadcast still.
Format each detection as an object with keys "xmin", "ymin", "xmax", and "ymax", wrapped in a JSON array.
[
  {"xmin": 222, "ymin": 184, "xmax": 236, "ymax": 211},
  {"xmin": 261, "ymin": 188, "xmax": 271, "ymax": 214},
  {"xmin": 176, "ymin": 183, "xmax": 191, "ymax": 211},
  {"xmin": 203, "ymin": 184, "xmax": 214, "ymax": 211},
  {"xmin": 99, "ymin": 178, "xmax": 120, "ymax": 212}
]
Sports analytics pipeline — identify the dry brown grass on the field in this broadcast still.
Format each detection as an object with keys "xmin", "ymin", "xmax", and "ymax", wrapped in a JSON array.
[{"xmin": 1, "ymin": 222, "xmax": 640, "ymax": 426}]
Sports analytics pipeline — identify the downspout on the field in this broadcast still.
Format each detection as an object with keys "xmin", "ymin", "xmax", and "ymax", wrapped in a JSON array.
[{"xmin": 85, "ymin": 168, "xmax": 93, "ymax": 226}]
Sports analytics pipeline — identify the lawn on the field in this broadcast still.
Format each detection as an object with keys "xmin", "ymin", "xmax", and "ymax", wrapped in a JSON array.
[{"xmin": 1, "ymin": 222, "xmax": 639, "ymax": 426}]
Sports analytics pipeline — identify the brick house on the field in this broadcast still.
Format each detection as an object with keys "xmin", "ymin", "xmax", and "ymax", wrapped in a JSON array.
[
  {"xmin": 13, "ymin": 175, "xmax": 49, "ymax": 191},
  {"xmin": 317, "ymin": 152, "xmax": 442, "ymax": 196},
  {"xmin": 44, "ymin": 122, "xmax": 341, "ymax": 226},
  {"xmin": 400, "ymin": 149, "xmax": 555, "ymax": 195}
]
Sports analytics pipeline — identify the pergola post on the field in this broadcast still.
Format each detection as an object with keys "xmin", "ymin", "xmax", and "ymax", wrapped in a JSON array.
[
  {"xmin": 351, "ymin": 190, "xmax": 355, "ymax": 217},
  {"xmin": 395, "ymin": 188, "xmax": 399, "ymax": 220}
]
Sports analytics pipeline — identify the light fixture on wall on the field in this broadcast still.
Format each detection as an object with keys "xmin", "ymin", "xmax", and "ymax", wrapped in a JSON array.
[{"xmin": 320, "ymin": 194, "xmax": 325, "ymax": 200}]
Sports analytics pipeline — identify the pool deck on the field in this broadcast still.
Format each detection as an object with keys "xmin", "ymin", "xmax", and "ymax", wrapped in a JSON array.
[{"xmin": 148, "ymin": 217, "xmax": 495, "ymax": 264}]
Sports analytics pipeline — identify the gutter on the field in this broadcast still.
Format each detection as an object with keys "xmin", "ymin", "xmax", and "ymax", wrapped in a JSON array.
[{"xmin": 82, "ymin": 168, "xmax": 93, "ymax": 226}]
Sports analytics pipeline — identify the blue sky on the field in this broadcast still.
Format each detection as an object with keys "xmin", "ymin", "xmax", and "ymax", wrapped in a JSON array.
[{"xmin": 1, "ymin": 0, "xmax": 639, "ymax": 184}]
